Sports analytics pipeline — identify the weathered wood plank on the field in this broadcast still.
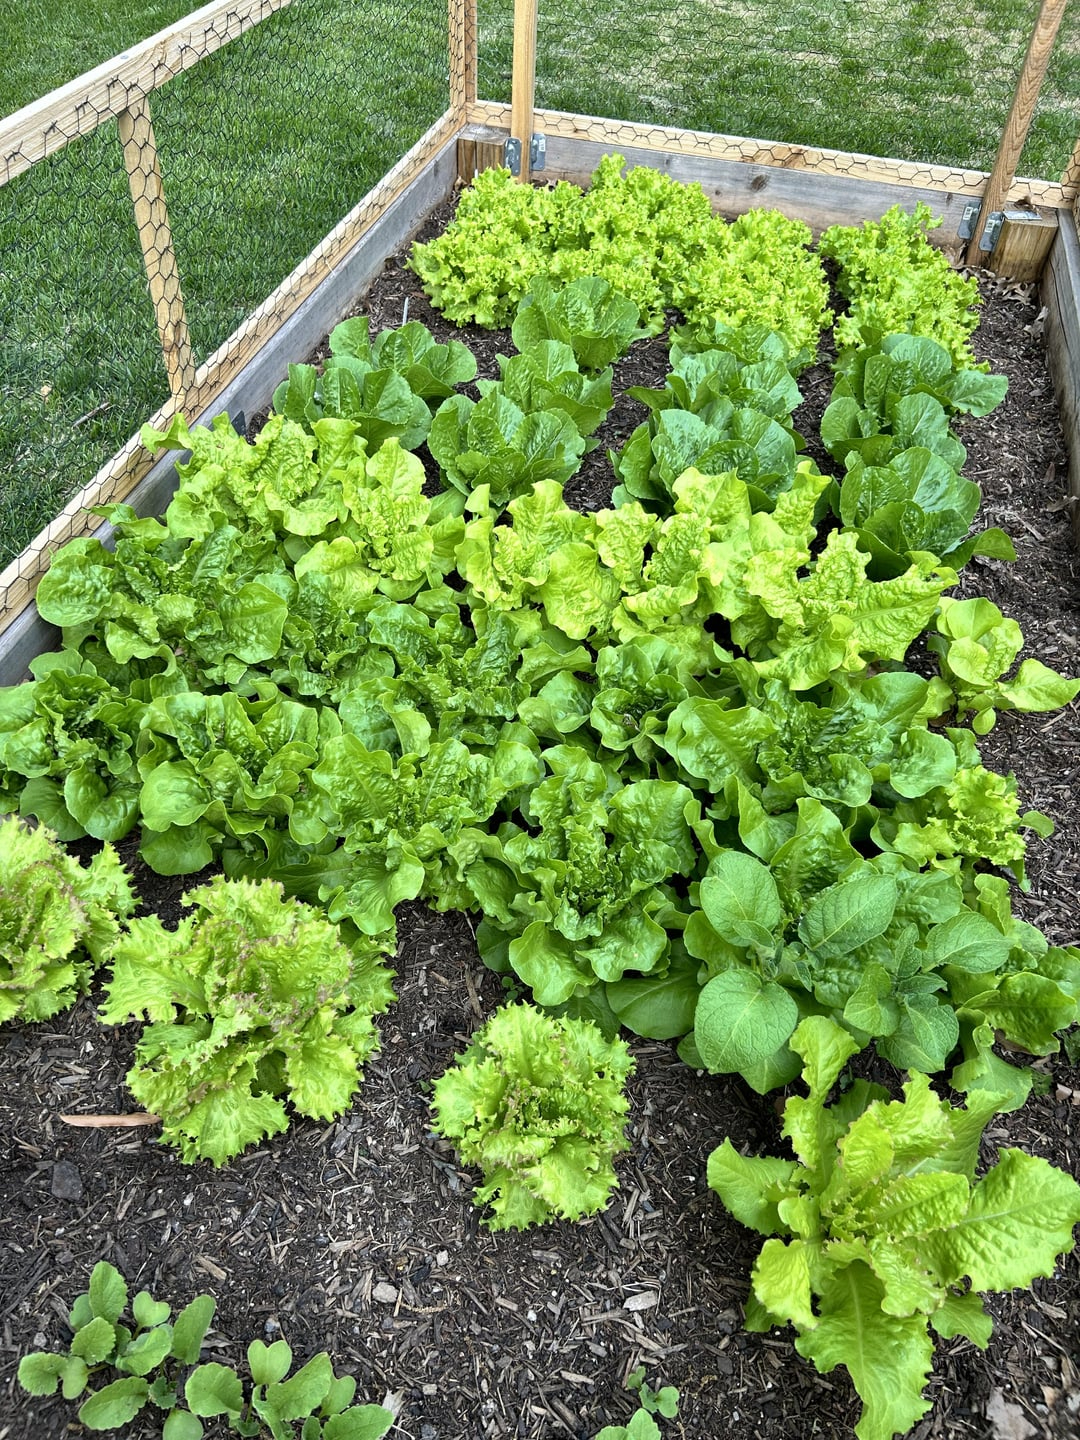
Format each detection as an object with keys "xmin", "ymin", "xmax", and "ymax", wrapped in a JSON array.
[
  {"xmin": 1041, "ymin": 217, "xmax": 1080, "ymax": 546},
  {"xmin": 1, "ymin": 0, "xmax": 292, "ymax": 184},
  {"xmin": 528, "ymin": 130, "xmax": 977, "ymax": 245},
  {"xmin": 117, "ymin": 96, "xmax": 196, "ymax": 396},
  {"xmin": 0, "ymin": 118, "xmax": 460, "ymax": 657},
  {"xmin": 464, "ymin": 102, "xmax": 1073, "ymax": 210},
  {"xmin": 965, "ymin": 0, "xmax": 1069, "ymax": 257}
]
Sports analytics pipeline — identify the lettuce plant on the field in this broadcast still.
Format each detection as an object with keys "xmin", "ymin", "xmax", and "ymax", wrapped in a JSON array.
[
  {"xmin": 835, "ymin": 447, "xmax": 1015, "ymax": 579},
  {"xmin": 427, "ymin": 390, "xmax": 586, "ymax": 512},
  {"xmin": 708, "ymin": 1016, "xmax": 1080, "ymax": 1440},
  {"xmin": 929, "ymin": 595, "xmax": 1080, "ymax": 734},
  {"xmin": 459, "ymin": 745, "xmax": 697, "ymax": 1006},
  {"xmin": 430, "ymin": 1002, "xmax": 633, "ymax": 1229},
  {"xmin": 0, "ymin": 816, "xmax": 135, "ymax": 1024},
  {"xmin": 478, "ymin": 339, "xmax": 614, "ymax": 440},
  {"xmin": 670, "ymin": 207, "xmax": 832, "ymax": 356},
  {"xmin": 99, "ymin": 877, "xmax": 395, "ymax": 1165},
  {"xmin": 511, "ymin": 276, "xmax": 645, "ymax": 373},
  {"xmin": 820, "ymin": 205, "xmax": 983, "ymax": 367}
]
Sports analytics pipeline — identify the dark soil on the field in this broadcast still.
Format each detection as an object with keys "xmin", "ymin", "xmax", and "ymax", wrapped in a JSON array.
[{"xmin": 3, "ymin": 201, "xmax": 1080, "ymax": 1440}]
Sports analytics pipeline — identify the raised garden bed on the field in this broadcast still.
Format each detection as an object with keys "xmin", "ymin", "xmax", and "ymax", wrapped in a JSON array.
[{"xmin": 2, "ymin": 175, "xmax": 1080, "ymax": 1440}]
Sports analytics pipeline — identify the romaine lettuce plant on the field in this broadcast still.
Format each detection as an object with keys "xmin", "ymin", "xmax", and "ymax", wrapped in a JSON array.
[
  {"xmin": 0, "ymin": 816, "xmax": 135, "ymax": 1024},
  {"xmin": 99, "ymin": 877, "xmax": 395, "ymax": 1165},
  {"xmin": 427, "ymin": 390, "xmax": 586, "ymax": 512},
  {"xmin": 511, "ymin": 276, "xmax": 645, "ymax": 373},
  {"xmin": 430, "ymin": 1002, "xmax": 633, "ymax": 1229},
  {"xmin": 708, "ymin": 1016, "xmax": 1080, "ymax": 1440}
]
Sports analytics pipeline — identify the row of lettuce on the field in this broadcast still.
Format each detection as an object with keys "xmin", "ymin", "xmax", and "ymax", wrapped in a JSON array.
[{"xmin": 4, "ymin": 158, "xmax": 1080, "ymax": 1440}]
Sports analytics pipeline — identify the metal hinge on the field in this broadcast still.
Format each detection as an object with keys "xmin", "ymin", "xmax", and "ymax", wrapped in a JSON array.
[{"xmin": 504, "ymin": 133, "xmax": 546, "ymax": 176}]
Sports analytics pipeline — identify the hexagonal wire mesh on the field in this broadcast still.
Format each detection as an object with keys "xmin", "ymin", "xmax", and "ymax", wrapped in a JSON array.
[
  {"xmin": 477, "ymin": 0, "xmax": 1080, "ymax": 181},
  {"xmin": 0, "ymin": 0, "xmax": 451, "ymax": 587}
]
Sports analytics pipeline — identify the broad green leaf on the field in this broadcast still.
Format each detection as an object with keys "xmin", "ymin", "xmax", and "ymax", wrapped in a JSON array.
[
  {"xmin": 798, "ymin": 875, "xmax": 897, "ymax": 959},
  {"xmin": 323, "ymin": 1406, "xmax": 396, "ymax": 1440},
  {"xmin": 752, "ymin": 1237, "xmax": 816, "ymax": 1330},
  {"xmin": 694, "ymin": 970, "xmax": 799, "ymax": 1077},
  {"xmin": 265, "ymin": 1352, "xmax": 335, "ymax": 1420},
  {"xmin": 71, "ymin": 1315, "xmax": 118, "ymax": 1364},
  {"xmin": 163, "ymin": 1410, "xmax": 205, "ymax": 1440},
  {"xmin": 921, "ymin": 912, "xmax": 1012, "ymax": 974},
  {"xmin": 699, "ymin": 851, "xmax": 782, "ymax": 951},
  {"xmin": 118, "ymin": 1325, "xmax": 174, "ymax": 1376},
  {"xmin": 794, "ymin": 1263, "xmax": 934, "ymax": 1440},
  {"xmin": 706, "ymin": 1139, "xmax": 799, "ymax": 1236},
  {"xmin": 921, "ymin": 1148, "xmax": 1080, "ymax": 1291},
  {"xmin": 17, "ymin": 1353, "xmax": 68, "ymax": 1397},
  {"xmin": 929, "ymin": 1290, "xmax": 993, "ymax": 1348},
  {"xmin": 78, "ymin": 1377, "xmax": 151, "ymax": 1430}
]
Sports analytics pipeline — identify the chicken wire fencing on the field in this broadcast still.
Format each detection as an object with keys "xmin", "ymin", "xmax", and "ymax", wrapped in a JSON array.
[
  {"xmin": 0, "ymin": 0, "xmax": 452, "ymax": 587},
  {"xmin": 477, "ymin": 0, "xmax": 1080, "ymax": 184}
]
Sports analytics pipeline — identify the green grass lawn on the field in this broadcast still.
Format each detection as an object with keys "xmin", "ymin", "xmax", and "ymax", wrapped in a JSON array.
[
  {"xmin": 478, "ymin": 0, "xmax": 1080, "ymax": 180},
  {"xmin": 2, "ymin": 0, "xmax": 1078, "ymax": 575},
  {"xmin": 0, "ymin": 0, "xmax": 450, "ymax": 571}
]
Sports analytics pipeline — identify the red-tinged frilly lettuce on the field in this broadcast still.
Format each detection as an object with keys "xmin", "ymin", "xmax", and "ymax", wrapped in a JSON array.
[
  {"xmin": 99, "ymin": 876, "xmax": 394, "ymax": 1166},
  {"xmin": 430, "ymin": 1002, "xmax": 633, "ymax": 1230},
  {"xmin": 708, "ymin": 1015, "xmax": 1080, "ymax": 1440},
  {"xmin": 0, "ymin": 816, "xmax": 135, "ymax": 1023}
]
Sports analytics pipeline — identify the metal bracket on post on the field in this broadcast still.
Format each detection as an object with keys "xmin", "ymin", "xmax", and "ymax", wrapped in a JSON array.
[
  {"xmin": 979, "ymin": 211, "xmax": 1006, "ymax": 252},
  {"xmin": 958, "ymin": 202, "xmax": 982, "ymax": 241},
  {"xmin": 504, "ymin": 133, "xmax": 545, "ymax": 177}
]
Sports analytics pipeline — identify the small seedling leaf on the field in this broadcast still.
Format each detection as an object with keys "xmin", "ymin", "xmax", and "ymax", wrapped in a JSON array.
[
  {"xmin": 78, "ymin": 1377, "xmax": 150, "ymax": 1430},
  {"xmin": 133, "ymin": 1291, "xmax": 172, "ymax": 1328},
  {"xmin": 70, "ymin": 1316, "xmax": 118, "ymax": 1365},
  {"xmin": 16, "ymin": 1353, "xmax": 67, "ymax": 1397},
  {"xmin": 323, "ymin": 1406, "xmax": 396, "ymax": 1440},
  {"xmin": 61, "ymin": 1356, "xmax": 90, "ymax": 1401},
  {"xmin": 185, "ymin": 1362, "xmax": 244, "ymax": 1418},
  {"xmin": 248, "ymin": 1337, "xmax": 293, "ymax": 1387},
  {"xmin": 171, "ymin": 1295, "xmax": 215, "ymax": 1365},
  {"xmin": 88, "ymin": 1262, "xmax": 128, "ymax": 1324},
  {"xmin": 118, "ymin": 1324, "xmax": 174, "ymax": 1376},
  {"xmin": 265, "ymin": 1352, "xmax": 334, "ymax": 1420},
  {"xmin": 163, "ymin": 1409, "xmax": 205, "ymax": 1440}
]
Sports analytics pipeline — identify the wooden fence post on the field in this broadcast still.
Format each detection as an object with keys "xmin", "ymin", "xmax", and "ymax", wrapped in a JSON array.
[
  {"xmin": 510, "ymin": 0, "xmax": 538, "ymax": 182},
  {"xmin": 965, "ymin": 0, "xmax": 1069, "ymax": 262},
  {"xmin": 117, "ymin": 96, "xmax": 196, "ymax": 398},
  {"xmin": 450, "ymin": 0, "xmax": 477, "ymax": 121}
]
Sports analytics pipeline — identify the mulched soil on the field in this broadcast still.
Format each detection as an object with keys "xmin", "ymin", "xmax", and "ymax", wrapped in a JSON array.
[{"xmin": 2, "ymin": 196, "xmax": 1080, "ymax": 1440}]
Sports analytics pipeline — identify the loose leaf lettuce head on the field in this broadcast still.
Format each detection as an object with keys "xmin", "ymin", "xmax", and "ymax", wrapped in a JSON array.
[
  {"xmin": 430, "ymin": 1002, "xmax": 633, "ymax": 1230},
  {"xmin": 100, "ymin": 877, "xmax": 395, "ymax": 1166},
  {"xmin": 0, "ymin": 816, "xmax": 135, "ymax": 1023}
]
